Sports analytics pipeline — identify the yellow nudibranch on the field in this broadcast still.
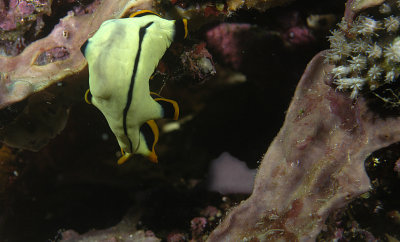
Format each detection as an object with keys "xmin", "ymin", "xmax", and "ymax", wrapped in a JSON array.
[{"xmin": 80, "ymin": 10, "xmax": 188, "ymax": 165}]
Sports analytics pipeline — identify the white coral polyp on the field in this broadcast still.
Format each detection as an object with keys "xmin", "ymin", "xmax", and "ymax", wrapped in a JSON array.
[
  {"xmin": 331, "ymin": 66, "xmax": 351, "ymax": 78},
  {"xmin": 349, "ymin": 55, "xmax": 367, "ymax": 72},
  {"xmin": 324, "ymin": 51, "xmax": 342, "ymax": 63},
  {"xmin": 385, "ymin": 70, "xmax": 396, "ymax": 83},
  {"xmin": 366, "ymin": 43, "xmax": 382, "ymax": 58},
  {"xmin": 384, "ymin": 38, "xmax": 400, "ymax": 62},
  {"xmin": 357, "ymin": 16, "xmax": 381, "ymax": 35},
  {"xmin": 350, "ymin": 85, "xmax": 361, "ymax": 99},
  {"xmin": 334, "ymin": 78, "xmax": 365, "ymax": 99},
  {"xmin": 367, "ymin": 65, "xmax": 383, "ymax": 80},
  {"xmin": 379, "ymin": 3, "xmax": 392, "ymax": 14},
  {"xmin": 352, "ymin": 39, "xmax": 369, "ymax": 53},
  {"xmin": 328, "ymin": 29, "xmax": 346, "ymax": 44},
  {"xmin": 384, "ymin": 16, "xmax": 400, "ymax": 32},
  {"xmin": 334, "ymin": 77, "xmax": 365, "ymax": 87}
]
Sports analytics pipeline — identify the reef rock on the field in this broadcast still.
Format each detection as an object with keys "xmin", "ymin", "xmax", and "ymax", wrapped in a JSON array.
[
  {"xmin": 0, "ymin": 0, "xmax": 152, "ymax": 110},
  {"xmin": 207, "ymin": 51, "xmax": 400, "ymax": 241}
]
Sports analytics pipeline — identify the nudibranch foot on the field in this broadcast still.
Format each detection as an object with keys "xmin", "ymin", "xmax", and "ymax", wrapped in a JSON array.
[{"xmin": 117, "ymin": 152, "xmax": 133, "ymax": 165}]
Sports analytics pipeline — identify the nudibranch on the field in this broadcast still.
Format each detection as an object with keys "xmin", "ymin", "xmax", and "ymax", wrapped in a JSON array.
[{"xmin": 80, "ymin": 10, "xmax": 187, "ymax": 165}]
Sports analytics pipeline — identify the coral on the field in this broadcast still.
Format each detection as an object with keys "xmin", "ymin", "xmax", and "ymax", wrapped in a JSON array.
[
  {"xmin": 156, "ymin": 1, "xmax": 227, "ymax": 32},
  {"xmin": 167, "ymin": 232, "xmax": 186, "ymax": 242},
  {"xmin": 0, "ymin": 0, "xmax": 50, "ymax": 32},
  {"xmin": 278, "ymin": 11, "xmax": 316, "ymax": 47},
  {"xmin": 200, "ymin": 206, "xmax": 221, "ymax": 220},
  {"xmin": 143, "ymin": 41, "xmax": 216, "ymax": 90},
  {"xmin": 282, "ymin": 26, "xmax": 315, "ymax": 46},
  {"xmin": 206, "ymin": 23, "xmax": 252, "ymax": 70},
  {"xmin": 395, "ymin": 158, "xmax": 400, "ymax": 173},
  {"xmin": 0, "ymin": 0, "xmax": 52, "ymax": 56},
  {"xmin": 168, "ymin": 0, "xmax": 227, "ymax": 17},
  {"xmin": 205, "ymin": 17, "xmax": 313, "ymax": 72},
  {"xmin": 190, "ymin": 217, "xmax": 207, "ymax": 241},
  {"xmin": 326, "ymin": 0, "xmax": 400, "ymax": 105},
  {"xmin": 180, "ymin": 43, "xmax": 216, "ymax": 83},
  {"xmin": 207, "ymin": 50, "xmax": 400, "ymax": 241}
]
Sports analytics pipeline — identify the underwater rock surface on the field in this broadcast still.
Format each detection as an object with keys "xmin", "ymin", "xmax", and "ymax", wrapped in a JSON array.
[
  {"xmin": 0, "ymin": 0, "xmax": 153, "ymax": 109},
  {"xmin": 208, "ymin": 50, "xmax": 400, "ymax": 241}
]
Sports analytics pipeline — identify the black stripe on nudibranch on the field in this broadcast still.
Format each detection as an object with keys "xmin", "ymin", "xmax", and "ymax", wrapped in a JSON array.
[
  {"xmin": 156, "ymin": 99, "xmax": 176, "ymax": 119},
  {"xmin": 132, "ymin": 12, "xmax": 159, "ymax": 18},
  {"xmin": 173, "ymin": 19, "xmax": 188, "ymax": 41},
  {"xmin": 80, "ymin": 39, "xmax": 89, "ymax": 56},
  {"xmin": 140, "ymin": 122, "xmax": 155, "ymax": 151},
  {"xmin": 123, "ymin": 21, "xmax": 154, "ymax": 153}
]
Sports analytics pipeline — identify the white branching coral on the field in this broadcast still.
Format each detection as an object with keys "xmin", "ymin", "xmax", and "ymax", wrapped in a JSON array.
[
  {"xmin": 385, "ymin": 69, "xmax": 396, "ymax": 83},
  {"xmin": 384, "ymin": 38, "xmax": 400, "ymax": 62},
  {"xmin": 357, "ymin": 16, "xmax": 382, "ymax": 35},
  {"xmin": 349, "ymin": 55, "xmax": 367, "ymax": 72},
  {"xmin": 333, "ymin": 77, "xmax": 364, "ymax": 98},
  {"xmin": 367, "ymin": 65, "xmax": 383, "ymax": 80},
  {"xmin": 380, "ymin": 3, "xmax": 392, "ymax": 14},
  {"xmin": 366, "ymin": 43, "xmax": 382, "ymax": 58},
  {"xmin": 331, "ymin": 66, "xmax": 351, "ymax": 78},
  {"xmin": 384, "ymin": 16, "xmax": 400, "ymax": 32},
  {"xmin": 325, "ymin": 0, "xmax": 400, "ymax": 101}
]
